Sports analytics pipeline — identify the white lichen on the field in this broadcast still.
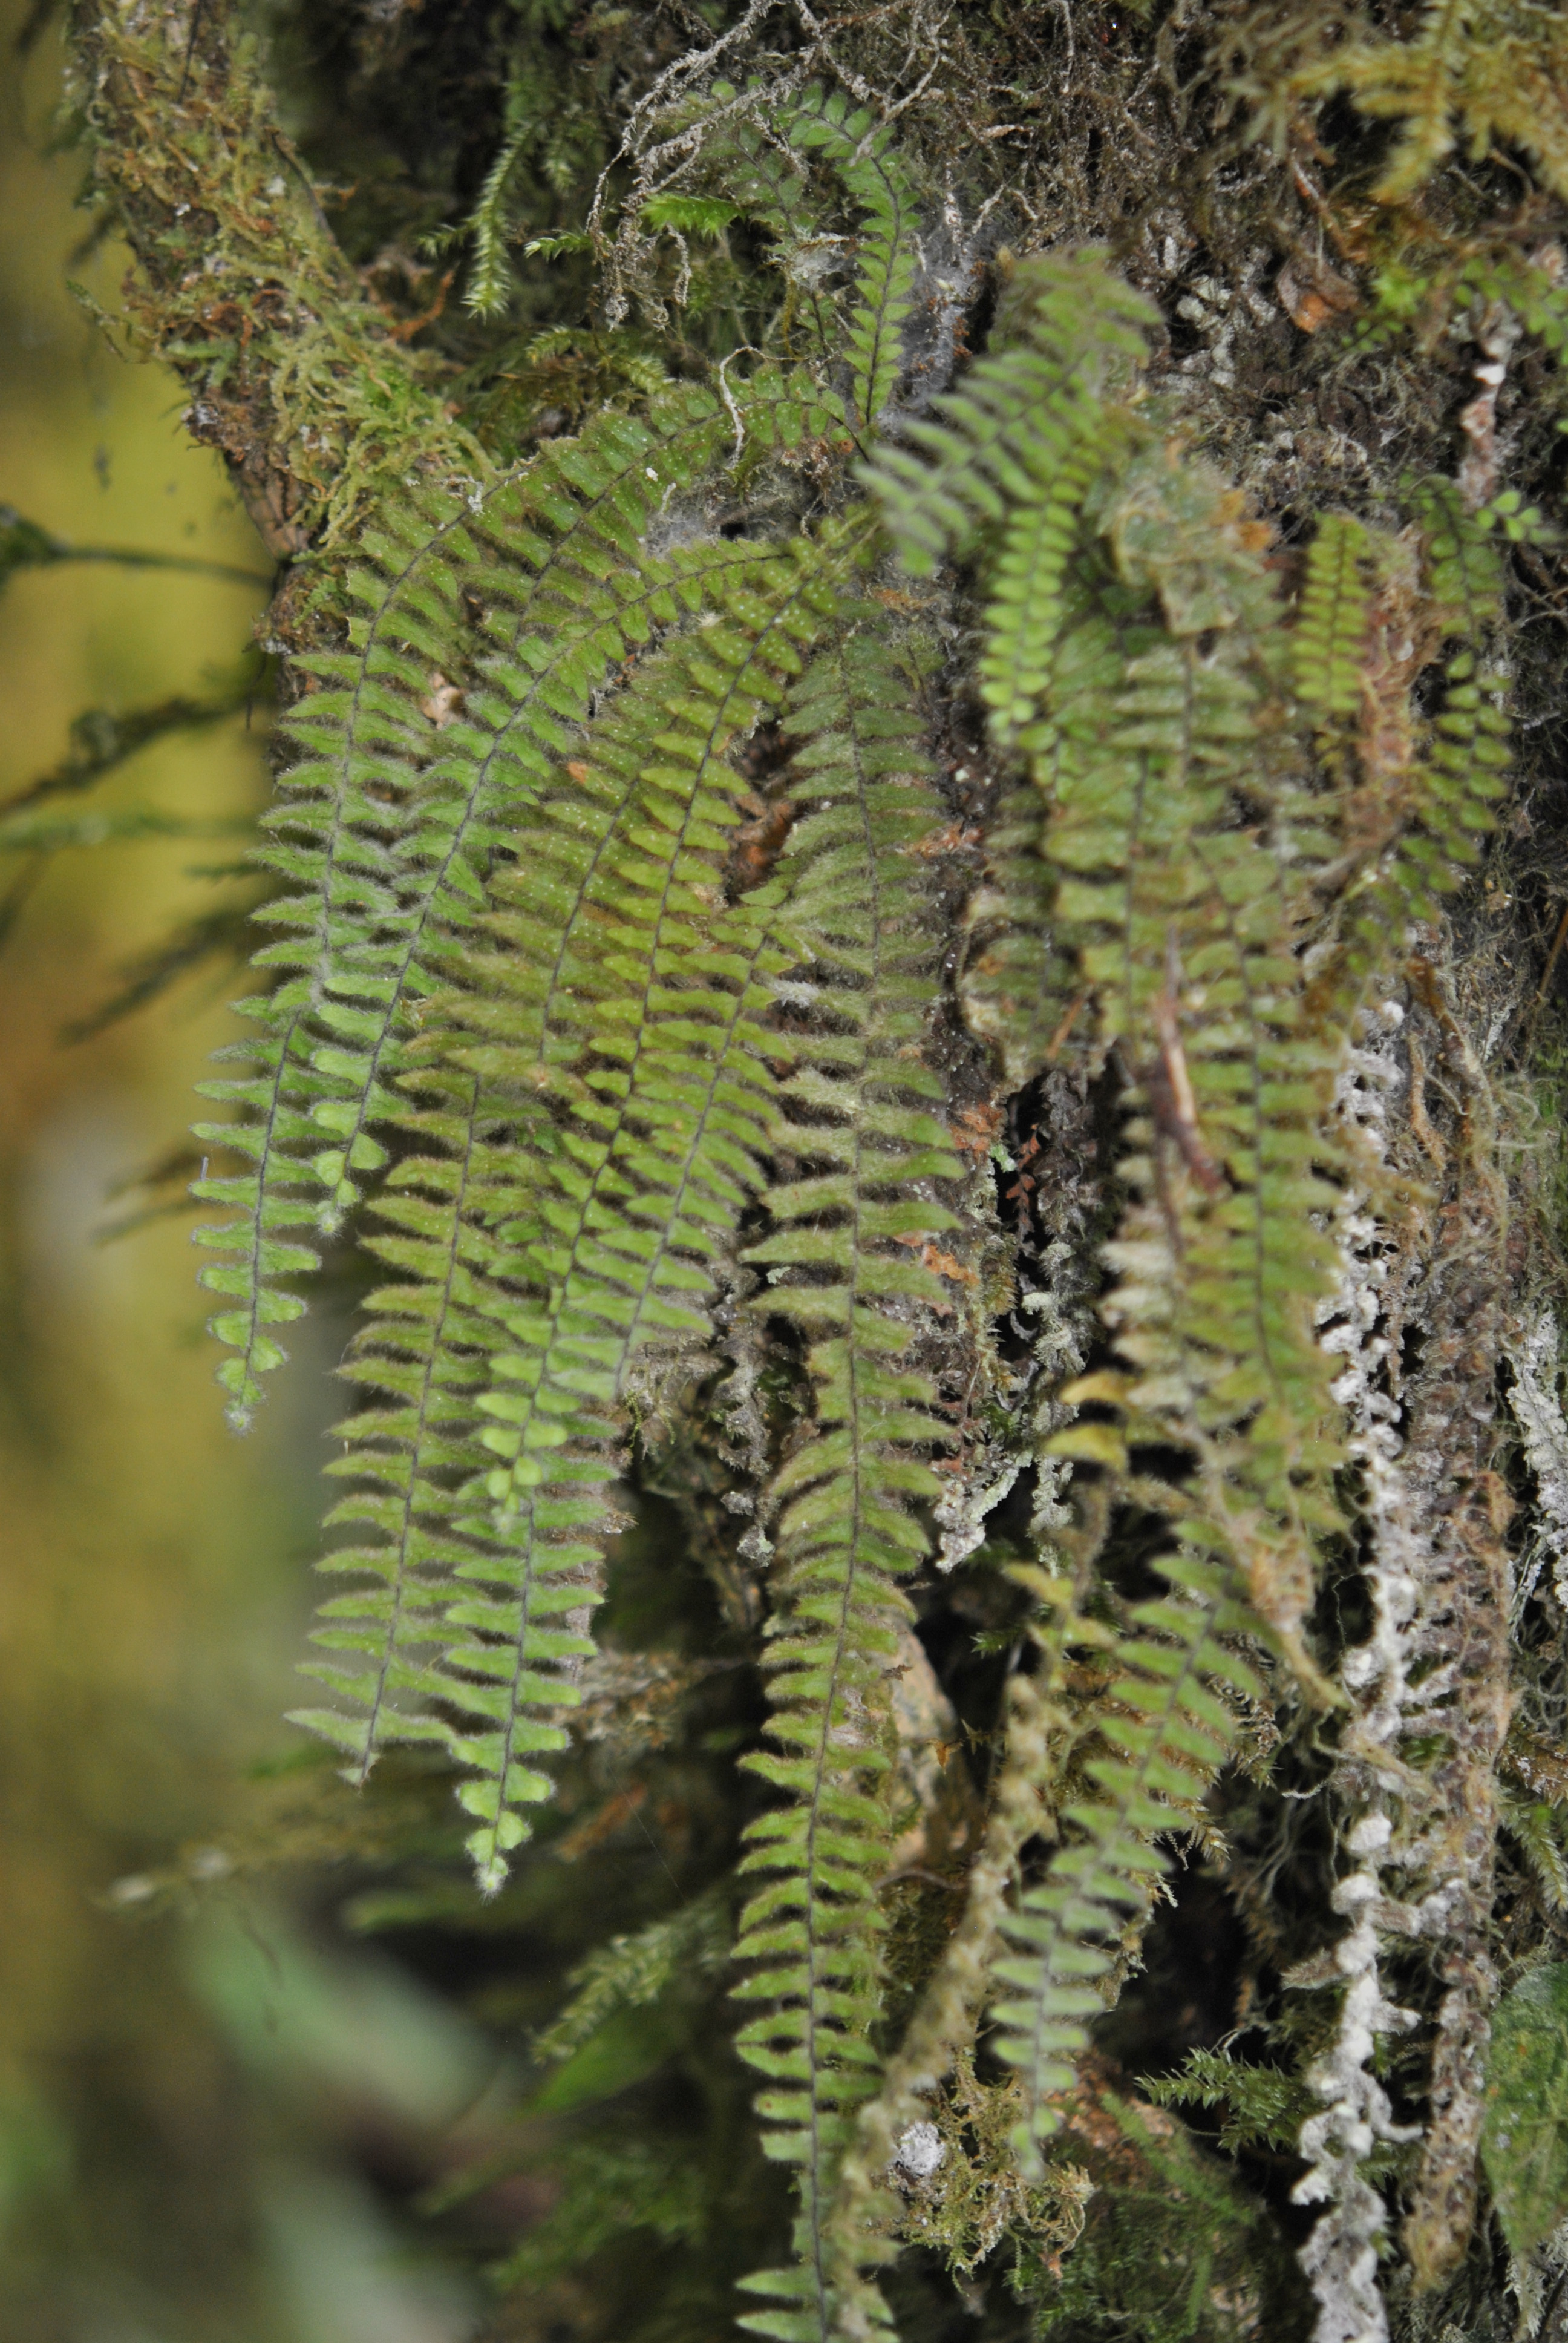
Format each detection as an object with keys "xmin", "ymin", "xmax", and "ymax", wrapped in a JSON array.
[
  {"xmin": 1505, "ymin": 1307, "xmax": 1568, "ymax": 1612},
  {"xmin": 1295, "ymin": 1035, "xmax": 1420, "ymax": 2343},
  {"xmin": 893, "ymin": 2121, "xmax": 946, "ymax": 2181}
]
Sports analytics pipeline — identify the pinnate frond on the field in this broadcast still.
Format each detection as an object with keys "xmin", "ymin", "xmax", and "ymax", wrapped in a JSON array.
[
  {"xmin": 302, "ymin": 533, "xmax": 855, "ymax": 1886},
  {"xmin": 880, "ymin": 303, "xmax": 1358, "ymax": 1653},
  {"xmin": 1314, "ymin": 480, "xmax": 1512, "ymax": 1020},
  {"xmin": 734, "ymin": 623, "xmax": 959, "ymax": 2341},
  {"xmin": 192, "ymin": 373, "xmax": 845, "ymax": 1426},
  {"xmin": 864, "ymin": 248, "xmax": 1155, "ymax": 589},
  {"xmin": 1293, "ymin": 512, "xmax": 1373, "ymax": 727},
  {"xmin": 990, "ymin": 1562, "xmax": 1265, "ymax": 2165},
  {"xmin": 779, "ymin": 86, "xmax": 923, "ymax": 434}
]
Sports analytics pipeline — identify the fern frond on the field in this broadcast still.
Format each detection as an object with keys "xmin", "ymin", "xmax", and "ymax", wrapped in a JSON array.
[
  {"xmin": 695, "ymin": 75, "xmax": 921, "ymax": 429},
  {"xmin": 189, "ymin": 996, "xmax": 324, "ymax": 1426},
  {"xmin": 779, "ymin": 87, "xmax": 922, "ymax": 434},
  {"xmin": 1037, "ymin": 448, "xmax": 1345, "ymax": 1671},
  {"xmin": 1314, "ymin": 480, "xmax": 1512, "ymax": 1021},
  {"xmin": 1293, "ymin": 513, "xmax": 1372, "ymax": 727},
  {"xmin": 734, "ymin": 623, "xmax": 960, "ymax": 2341},
  {"xmin": 866, "ymin": 249, "xmax": 1155, "ymax": 583},
  {"xmin": 331, "ymin": 533, "xmax": 857, "ymax": 1887},
  {"xmin": 289, "ymin": 1070, "xmax": 517, "ymax": 1776},
  {"xmin": 864, "ymin": 261, "xmax": 1351, "ymax": 2180},
  {"xmin": 192, "ymin": 374, "xmax": 846, "ymax": 1426},
  {"xmin": 990, "ymin": 1559, "xmax": 1264, "ymax": 2166},
  {"xmin": 1501, "ymin": 1788, "xmax": 1568, "ymax": 1915},
  {"xmin": 531, "ymin": 1886, "xmax": 731, "ymax": 2064}
]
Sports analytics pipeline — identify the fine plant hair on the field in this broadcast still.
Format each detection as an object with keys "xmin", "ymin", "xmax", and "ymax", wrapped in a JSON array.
[{"xmin": 56, "ymin": 1, "xmax": 1568, "ymax": 2338}]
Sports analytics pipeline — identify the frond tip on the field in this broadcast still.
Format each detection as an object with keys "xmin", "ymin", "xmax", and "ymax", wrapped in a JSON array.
[{"xmin": 988, "ymin": 1562, "xmax": 1263, "ymax": 2169}]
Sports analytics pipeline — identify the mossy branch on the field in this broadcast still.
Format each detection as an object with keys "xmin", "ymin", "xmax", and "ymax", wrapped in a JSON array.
[{"xmin": 67, "ymin": 0, "xmax": 488, "ymax": 586}]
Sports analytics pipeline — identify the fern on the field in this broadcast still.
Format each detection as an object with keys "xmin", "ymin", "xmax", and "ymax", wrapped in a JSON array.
[
  {"xmin": 733, "ymin": 623, "xmax": 961, "ymax": 2341},
  {"xmin": 192, "ymin": 65, "xmax": 929, "ymax": 1435},
  {"xmin": 303, "ymin": 534, "xmax": 857, "ymax": 1883},
  {"xmin": 529, "ymin": 1888, "xmax": 731, "ymax": 2066},
  {"xmin": 292, "ymin": 1069, "xmax": 517, "ymax": 1774},
  {"xmin": 192, "ymin": 373, "xmax": 844, "ymax": 1426},
  {"xmin": 1292, "ymin": 513, "xmax": 1373, "ymax": 730},
  {"xmin": 700, "ymin": 103, "xmax": 839, "ymax": 372},
  {"xmin": 60, "ymin": 6, "xmax": 1568, "ymax": 2333},
  {"xmin": 868, "ymin": 249, "xmax": 1156, "ymax": 584},
  {"xmin": 989, "ymin": 1567, "xmax": 1266, "ymax": 2166},
  {"xmin": 1308, "ymin": 480, "xmax": 1512, "ymax": 1024},
  {"xmin": 874, "ymin": 254, "xmax": 1346, "ymax": 1670},
  {"xmin": 860, "ymin": 251, "xmax": 1361, "ymax": 2181},
  {"xmin": 776, "ymin": 87, "xmax": 922, "ymax": 434}
]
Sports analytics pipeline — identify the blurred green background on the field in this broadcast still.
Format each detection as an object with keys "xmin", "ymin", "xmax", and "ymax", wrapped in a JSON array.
[{"xmin": 0, "ymin": 11, "xmax": 497, "ymax": 2335}]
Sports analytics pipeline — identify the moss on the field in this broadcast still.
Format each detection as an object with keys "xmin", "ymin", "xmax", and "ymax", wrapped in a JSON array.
[{"xmin": 67, "ymin": 0, "xmax": 489, "ymax": 605}]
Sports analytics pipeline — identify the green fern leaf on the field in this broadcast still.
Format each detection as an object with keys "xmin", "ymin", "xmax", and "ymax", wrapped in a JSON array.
[
  {"xmin": 1313, "ymin": 479, "xmax": 1512, "ymax": 1023},
  {"xmin": 313, "ymin": 532, "xmax": 857, "ymax": 1886},
  {"xmin": 989, "ymin": 1559, "xmax": 1264, "ymax": 2166},
  {"xmin": 1059, "ymin": 454, "xmax": 1344, "ymax": 1673},
  {"xmin": 865, "ymin": 249, "xmax": 1155, "ymax": 582},
  {"xmin": 1289, "ymin": 0, "xmax": 1568, "ymax": 204},
  {"xmin": 192, "ymin": 375, "xmax": 847, "ymax": 1427},
  {"xmin": 779, "ymin": 87, "xmax": 922, "ymax": 434},
  {"xmin": 1293, "ymin": 513, "xmax": 1372, "ymax": 726},
  {"xmin": 288, "ymin": 1070, "xmax": 518, "ymax": 1776},
  {"xmin": 734, "ymin": 623, "xmax": 961, "ymax": 2340}
]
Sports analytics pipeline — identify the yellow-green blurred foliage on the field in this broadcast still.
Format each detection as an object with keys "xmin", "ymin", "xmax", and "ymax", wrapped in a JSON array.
[{"xmin": 0, "ymin": 16, "xmax": 487, "ymax": 2336}]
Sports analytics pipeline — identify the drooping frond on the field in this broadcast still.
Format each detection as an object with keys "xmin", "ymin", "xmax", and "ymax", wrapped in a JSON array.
[
  {"xmin": 874, "ymin": 255, "xmax": 1348, "ymax": 1655},
  {"xmin": 192, "ymin": 372, "xmax": 846, "ymax": 1426},
  {"xmin": 1046, "ymin": 448, "xmax": 1345, "ymax": 1671},
  {"xmin": 302, "ymin": 534, "xmax": 853, "ymax": 1885},
  {"xmin": 865, "ymin": 249, "xmax": 1155, "ymax": 589},
  {"xmin": 289, "ymin": 1070, "xmax": 518, "ymax": 1776},
  {"xmin": 733, "ymin": 622, "xmax": 961, "ymax": 2342},
  {"xmin": 988, "ymin": 1564, "xmax": 1266, "ymax": 2166},
  {"xmin": 863, "ymin": 259, "xmax": 1361, "ymax": 2180},
  {"xmin": 823, "ymin": 1583, "xmax": 1070, "ymax": 2261},
  {"xmin": 953, "ymin": 453, "xmax": 1350, "ymax": 2165},
  {"xmin": 1414, "ymin": 483, "xmax": 1514, "ymax": 886},
  {"xmin": 1310, "ymin": 481, "xmax": 1512, "ymax": 1024},
  {"xmin": 1292, "ymin": 512, "xmax": 1373, "ymax": 730}
]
